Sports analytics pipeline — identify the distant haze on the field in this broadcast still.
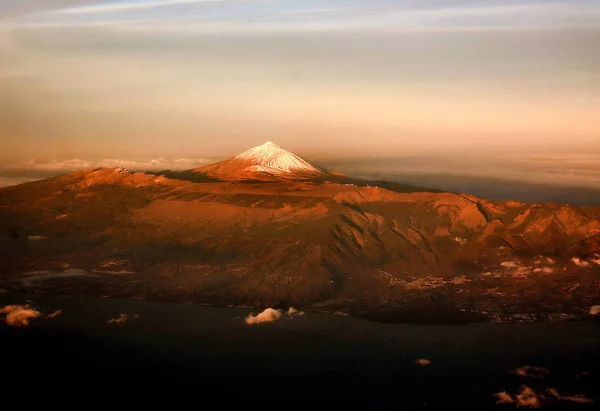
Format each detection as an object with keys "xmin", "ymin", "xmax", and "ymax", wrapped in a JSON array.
[{"xmin": 0, "ymin": 1, "xmax": 599, "ymax": 196}]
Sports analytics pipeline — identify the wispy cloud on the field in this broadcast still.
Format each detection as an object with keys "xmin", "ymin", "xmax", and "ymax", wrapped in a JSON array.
[
  {"xmin": 46, "ymin": 310, "xmax": 63, "ymax": 319},
  {"xmin": 287, "ymin": 307, "xmax": 303, "ymax": 317},
  {"xmin": 54, "ymin": 0, "xmax": 226, "ymax": 15},
  {"xmin": 108, "ymin": 313, "xmax": 139, "ymax": 325},
  {"xmin": 0, "ymin": 1, "xmax": 101, "ymax": 18},
  {"xmin": 12, "ymin": 0, "xmax": 600, "ymax": 33},
  {"xmin": 547, "ymin": 388, "xmax": 593, "ymax": 404},
  {"xmin": 512, "ymin": 365, "xmax": 550, "ymax": 379}
]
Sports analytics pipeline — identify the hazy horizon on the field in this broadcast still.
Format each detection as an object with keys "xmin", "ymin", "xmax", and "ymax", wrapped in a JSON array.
[
  {"xmin": 1, "ymin": 1, "xmax": 599, "ymax": 159},
  {"xmin": 1, "ymin": 0, "xmax": 599, "ymax": 194}
]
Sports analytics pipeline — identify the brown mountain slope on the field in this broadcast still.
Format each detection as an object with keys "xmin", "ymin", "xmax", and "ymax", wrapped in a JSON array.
[{"xmin": 1, "ymin": 165, "xmax": 599, "ymax": 323}]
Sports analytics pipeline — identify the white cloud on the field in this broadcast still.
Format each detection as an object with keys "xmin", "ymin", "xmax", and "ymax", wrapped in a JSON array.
[
  {"xmin": 515, "ymin": 385, "xmax": 543, "ymax": 408},
  {"xmin": 0, "ymin": 304, "xmax": 42, "ymax": 326},
  {"xmin": 108, "ymin": 313, "xmax": 139, "ymax": 325},
  {"xmin": 245, "ymin": 308, "xmax": 283, "ymax": 325},
  {"xmin": 287, "ymin": 307, "xmax": 304, "ymax": 317},
  {"xmin": 512, "ymin": 365, "xmax": 550, "ymax": 379},
  {"xmin": 532, "ymin": 267, "xmax": 554, "ymax": 274},
  {"xmin": 416, "ymin": 358, "xmax": 431, "ymax": 366},
  {"xmin": 590, "ymin": 305, "xmax": 600, "ymax": 315},
  {"xmin": 494, "ymin": 391, "xmax": 514, "ymax": 405},
  {"xmin": 46, "ymin": 309, "xmax": 62, "ymax": 319},
  {"xmin": 501, "ymin": 260, "xmax": 520, "ymax": 268},
  {"xmin": 571, "ymin": 257, "xmax": 590, "ymax": 267}
]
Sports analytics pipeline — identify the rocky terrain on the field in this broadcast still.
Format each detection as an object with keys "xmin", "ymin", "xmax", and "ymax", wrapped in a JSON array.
[{"xmin": 1, "ymin": 142, "xmax": 599, "ymax": 323}]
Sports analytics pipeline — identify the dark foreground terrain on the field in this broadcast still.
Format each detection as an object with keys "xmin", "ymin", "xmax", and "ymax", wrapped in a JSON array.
[{"xmin": 1, "ymin": 292, "xmax": 599, "ymax": 407}]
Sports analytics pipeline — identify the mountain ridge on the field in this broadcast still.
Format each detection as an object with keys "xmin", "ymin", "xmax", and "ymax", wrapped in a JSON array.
[{"xmin": 0, "ymin": 143, "xmax": 599, "ymax": 323}]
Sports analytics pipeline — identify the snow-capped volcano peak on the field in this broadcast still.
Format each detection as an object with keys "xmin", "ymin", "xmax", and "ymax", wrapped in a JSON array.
[
  {"xmin": 233, "ymin": 141, "xmax": 321, "ymax": 174},
  {"xmin": 193, "ymin": 141, "xmax": 326, "ymax": 180}
]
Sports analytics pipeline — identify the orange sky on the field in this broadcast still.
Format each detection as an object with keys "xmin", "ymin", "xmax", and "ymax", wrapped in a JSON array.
[{"xmin": 0, "ymin": 1, "xmax": 599, "ymax": 161}]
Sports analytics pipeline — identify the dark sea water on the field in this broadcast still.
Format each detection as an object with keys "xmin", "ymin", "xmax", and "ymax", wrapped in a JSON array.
[{"xmin": 1, "ymin": 293, "xmax": 599, "ymax": 407}]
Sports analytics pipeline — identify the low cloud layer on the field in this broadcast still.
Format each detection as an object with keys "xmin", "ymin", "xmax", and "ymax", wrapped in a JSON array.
[
  {"xmin": 4, "ymin": 152, "xmax": 600, "ymax": 206},
  {"xmin": 323, "ymin": 152, "xmax": 600, "ymax": 192},
  {"xmin": 108, "ymin": 313, "xmax": 139, "ymax": 325},
  {"xmin": 3, "ymin": 157, "xmax": 212, "ymax": 173}
]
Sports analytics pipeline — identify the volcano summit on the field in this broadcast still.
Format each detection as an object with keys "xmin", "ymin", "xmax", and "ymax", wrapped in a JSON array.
[
  {"xmin": 1, "ymin": 142, "xmax": 599, "ymax": 323},
  {"xmin": 194, "ymin": 141, "xmax": 325, "ymax": 180}
]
